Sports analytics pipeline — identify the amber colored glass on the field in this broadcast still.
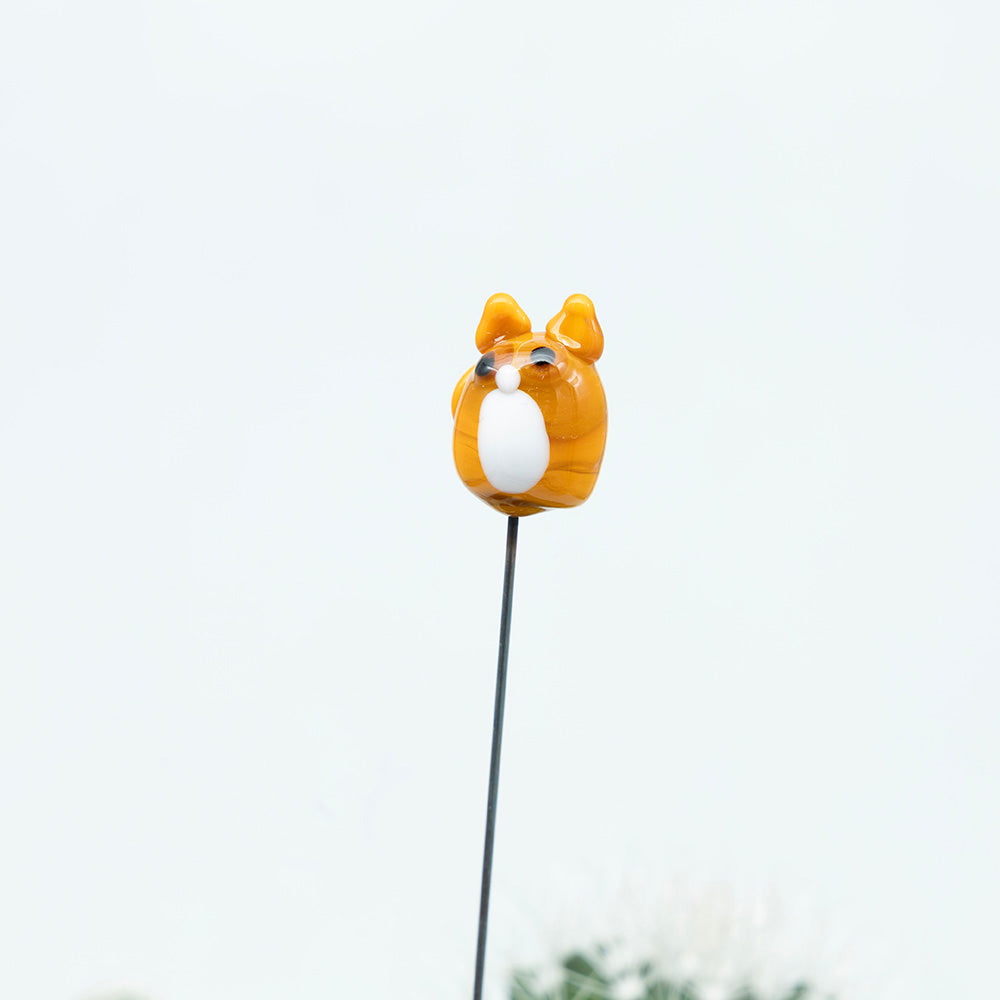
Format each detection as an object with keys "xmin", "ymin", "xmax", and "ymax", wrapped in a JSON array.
[{"xmin": 452, "ymin": 293, "xmax": 608, "ymax": 516}]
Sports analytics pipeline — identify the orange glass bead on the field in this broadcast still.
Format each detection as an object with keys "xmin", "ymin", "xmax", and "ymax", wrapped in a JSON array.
[{"xmin": 452, "ymin": 293, "xmax": 608, "ymax": 516}]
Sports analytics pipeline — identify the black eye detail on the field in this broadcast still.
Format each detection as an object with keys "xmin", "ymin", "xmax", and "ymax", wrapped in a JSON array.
[
  {"xmin": 475, "ymin": 352, "xmax": 495, "ymax": 377},
  {"xmin": 530, "ymin": 346, "xmax": 556, "ymax": 366}
]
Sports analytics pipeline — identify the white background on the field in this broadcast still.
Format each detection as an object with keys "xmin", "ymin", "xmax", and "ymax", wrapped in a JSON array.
[{"xmin": 1, "ymin": 1, "xmax": 997, "ymax": 998}]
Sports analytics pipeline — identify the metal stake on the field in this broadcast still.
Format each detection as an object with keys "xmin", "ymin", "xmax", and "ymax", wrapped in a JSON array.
[{"xmin": 473, "ymin": 514, "xmax": 519, "ymax": 1000}]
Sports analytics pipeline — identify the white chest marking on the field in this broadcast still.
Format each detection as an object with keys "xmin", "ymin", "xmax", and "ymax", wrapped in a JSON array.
[{"xmin": 477, "ymin": 388, "xmax": 550, "ymax": 494}]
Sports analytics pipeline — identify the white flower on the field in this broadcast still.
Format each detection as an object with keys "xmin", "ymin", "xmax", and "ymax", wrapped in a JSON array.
[
  {"xmin": 533, "ymin": 959, "xmax": 566, "ymax": 996},
  {"xmin": 610, "ymin": 972, "xmax": 646, "ymax": 1000},
  {"xmin": 496, "ymin": 875, "xmax": 853, "ymax": 999}
]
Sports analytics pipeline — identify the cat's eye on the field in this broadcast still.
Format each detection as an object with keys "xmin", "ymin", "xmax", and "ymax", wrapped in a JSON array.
[
  {"xmin": 475, "ymin": 352, "xmax": 496, "ymax": 377},
  {"xmin": 530, "ymin": 346, "xmax": 556, "ymax": 366}
]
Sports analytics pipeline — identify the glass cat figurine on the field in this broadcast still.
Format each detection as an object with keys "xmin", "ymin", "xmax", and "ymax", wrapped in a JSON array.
[{"xmin": 452, "ymin": 293, "xmax": 607, "ymax": 516}]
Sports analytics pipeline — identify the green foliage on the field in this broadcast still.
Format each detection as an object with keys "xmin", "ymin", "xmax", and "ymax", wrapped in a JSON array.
[{"xmin": 510, "ymin": 946, "xmax": 822, "ymax": 1000}]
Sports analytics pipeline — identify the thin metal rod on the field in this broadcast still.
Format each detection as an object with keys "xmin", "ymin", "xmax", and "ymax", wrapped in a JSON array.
[{"xmin": 472, "ymin": 514, "xmax": 519, "ymax": 1000}]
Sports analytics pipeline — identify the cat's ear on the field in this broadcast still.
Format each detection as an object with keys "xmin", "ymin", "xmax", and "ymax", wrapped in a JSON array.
[
  {"xmin": 475, "ymin": 293, "xmax": 531, "ymax": 353},
  {"xmin": 545, "ymin": 294, "xmax": 603, "ymax": 362}
]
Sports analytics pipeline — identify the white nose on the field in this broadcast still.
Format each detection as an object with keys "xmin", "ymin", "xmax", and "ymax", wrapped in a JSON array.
[{"xmin": 495, "ymin": 364, "xmax": 520, "ymax": 394}]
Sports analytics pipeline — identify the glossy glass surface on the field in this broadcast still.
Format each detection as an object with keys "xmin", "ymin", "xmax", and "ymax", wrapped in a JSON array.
[{"xmin": 452, "ymin": 293, "xmax": 608, "ymax": 516}]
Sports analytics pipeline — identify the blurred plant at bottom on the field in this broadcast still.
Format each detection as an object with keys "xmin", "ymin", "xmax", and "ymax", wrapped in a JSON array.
[{"xmin": 510, "ymin": 945, "xmax": 830, "ymax": 1000}]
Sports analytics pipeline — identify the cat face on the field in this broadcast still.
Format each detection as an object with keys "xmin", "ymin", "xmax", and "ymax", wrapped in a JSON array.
[{"xmin": 452, "ymin": 293, "xmax": 607, "ymax": 516}]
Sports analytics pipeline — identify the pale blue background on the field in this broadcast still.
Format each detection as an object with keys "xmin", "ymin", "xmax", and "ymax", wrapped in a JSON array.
[{"xmin": 1, "ymin": 1, "xmax": 997, "ymax": 997}]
